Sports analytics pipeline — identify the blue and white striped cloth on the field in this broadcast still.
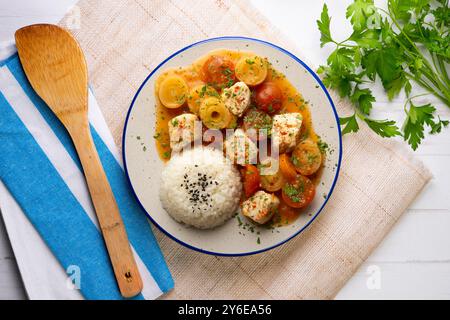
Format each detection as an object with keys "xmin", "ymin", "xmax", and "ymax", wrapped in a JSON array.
[{"xmin": 0, "ymin": 52, "xmax": 173, "ymax": 300}]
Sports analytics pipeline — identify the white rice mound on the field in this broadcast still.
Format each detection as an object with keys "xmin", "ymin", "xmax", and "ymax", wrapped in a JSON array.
[{"xmin": 160, "ymin": 147, "xmax": 242, "ymax": 229}]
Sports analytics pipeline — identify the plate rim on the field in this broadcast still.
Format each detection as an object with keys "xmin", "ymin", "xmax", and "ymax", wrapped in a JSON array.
[{"xmin": 122, "ymin": 36, "xmax": 343, "ymax": 256}]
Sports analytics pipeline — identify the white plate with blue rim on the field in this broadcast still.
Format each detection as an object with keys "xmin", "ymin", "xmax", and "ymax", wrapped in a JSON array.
[{"xmin": 123, "ymin": 37, "xmax": 342, "ymax": 256}]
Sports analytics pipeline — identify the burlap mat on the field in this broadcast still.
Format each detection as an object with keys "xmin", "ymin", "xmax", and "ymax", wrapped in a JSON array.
[{"xmin": 60, "ymin": 0, "xmax": 432, "ymax": 299}]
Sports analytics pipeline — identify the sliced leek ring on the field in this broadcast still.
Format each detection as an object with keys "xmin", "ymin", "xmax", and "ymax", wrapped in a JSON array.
[
  {"xmin": 235, "ymin": 56, "xmax": 268, "ymax": 86},
  {"xmin": 199, "ymin": 97, "xmax": 232, "ymax": 129},
  {"xmin": 187, "ymin": 84, "xmax": 218, "ymax": 115},
  {"xmin": 158, "ymin": 75, "xmax": 188, "ymax": 108}
]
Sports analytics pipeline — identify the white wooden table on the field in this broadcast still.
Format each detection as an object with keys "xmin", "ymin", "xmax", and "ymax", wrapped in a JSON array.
[{"xmin": 0, "ymin": 0, "xmax": 449, "ymax": 300}]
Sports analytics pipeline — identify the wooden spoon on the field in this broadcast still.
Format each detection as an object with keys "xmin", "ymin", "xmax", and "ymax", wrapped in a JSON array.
[{"xmin": 15, "ymin": 24, "xmax": 143, "ymax": 298}]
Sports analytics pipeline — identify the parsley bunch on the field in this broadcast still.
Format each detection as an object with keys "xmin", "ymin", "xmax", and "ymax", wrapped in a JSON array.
[{"xmin": 317, "ymin": 0, "xmax": 449, "ymax": 150}]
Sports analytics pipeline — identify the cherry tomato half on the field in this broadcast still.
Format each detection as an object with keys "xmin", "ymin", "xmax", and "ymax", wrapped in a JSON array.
[
  {"xmin": 281, "ymin": 174, "xmax": 315, "ymax": 208},
  {"xmin": 201, "ymin": 55, "xmax": 237, "ymax": 90},
  {"xmin": 253, "ymin": 81, "xmax": 283, "ymax": 114}
]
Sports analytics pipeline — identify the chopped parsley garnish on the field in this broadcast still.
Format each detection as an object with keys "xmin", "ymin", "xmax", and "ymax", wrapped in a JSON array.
[
  {"xmin": 237, "ymin": 216, "xmax": 243, "ymax": 226},
  {"xmin": 283, "ymin": 184, "xmax": 301, "ymax": 203},
  {"xmin": 198, "ymin": 85, "xmax": 219, "ymax": 98},
  {"xmin": 220, "ymin": 67, "xmax": 235, "ymax": 88},
  {"xmin": 226, "ymin": 78, "xmax": 234, "ymax": 88},
  {"xmin": 222, "ymin": 67, "xmax": 233, "ymax": 76},
  {"xmin": 291, "ymin": 155, "xmax": 300, "ymax": 167},
  {"xmin": 317, "ymin": 138, "xmax": 329, "ymax": 154},
  {"xmin": 307, "ymin": 153, "xmax": 318, "ymax": 165},
  {"xmin": 199, "ymin": 85, "xmax": 207, "ymax": 97}
]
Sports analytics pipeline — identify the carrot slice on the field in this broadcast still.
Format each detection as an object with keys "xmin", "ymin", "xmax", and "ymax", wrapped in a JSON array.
[
  {"xmin": 241, "ymin": 164, "xmax": 260, "ymax": 198},
  {"xmin": 279, "ymin": 153, "xmax": 297, "ymax": 182}
]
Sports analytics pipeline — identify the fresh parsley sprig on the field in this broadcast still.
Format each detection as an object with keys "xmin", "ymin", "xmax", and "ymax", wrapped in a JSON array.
[{"xmin": 317, "ymin": 0, "xmax": 450, "ymax": 150}]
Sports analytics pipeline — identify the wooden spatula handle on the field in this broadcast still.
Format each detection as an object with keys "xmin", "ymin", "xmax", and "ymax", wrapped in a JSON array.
[{"xmin": 66, "ymin": 115, "xmax": 143, "ymax": 298}]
